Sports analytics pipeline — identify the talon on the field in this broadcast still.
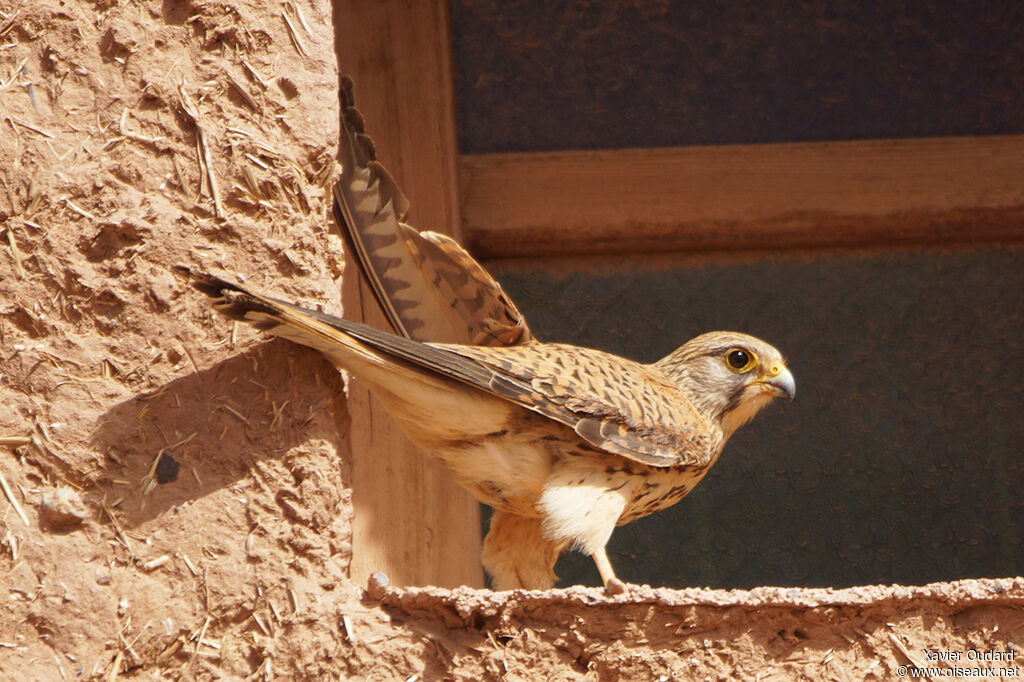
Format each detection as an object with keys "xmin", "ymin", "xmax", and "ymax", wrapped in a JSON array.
[{"xmin": 604, "ymin": 578, "xmax": 627, "ymax": 596}]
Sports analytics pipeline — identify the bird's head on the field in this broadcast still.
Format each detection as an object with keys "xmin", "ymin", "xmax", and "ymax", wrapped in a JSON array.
[{"xmin": 655, "ymin": 331, "xmax": 794, "ymax": 440}]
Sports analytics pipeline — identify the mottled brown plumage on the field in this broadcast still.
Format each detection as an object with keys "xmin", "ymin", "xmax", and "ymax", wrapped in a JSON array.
[{"xmin": 176, "ymin": 266, "xmax": 794, "ymax": 592}]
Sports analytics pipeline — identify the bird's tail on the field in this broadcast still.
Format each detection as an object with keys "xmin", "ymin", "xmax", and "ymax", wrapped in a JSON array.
[
  {"xmin": 174, "ymin": 265, "xmax": 513, "ymax": 445},
  {"xmin": 173, "ymin": 265, "xmax": 412, "ymax": 374},
  {"xmin": 174, "ymin": 265, "xmax": 503, "ymax": 391}
]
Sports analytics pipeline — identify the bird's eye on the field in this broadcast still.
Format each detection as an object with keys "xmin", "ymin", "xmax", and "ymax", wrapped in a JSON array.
[{"xmin": 726, "ymin": 348, "xmax": 756, "ymax": 372}]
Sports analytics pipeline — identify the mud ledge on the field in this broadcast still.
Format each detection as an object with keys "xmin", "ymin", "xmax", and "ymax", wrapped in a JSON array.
[
  {"xmin": 375, "ymin": 577, "xmax": 1024, "ymax": 614},
  {"xmin": 354, "ymin": 578, "xmax": 1024, "ymax": 679}
]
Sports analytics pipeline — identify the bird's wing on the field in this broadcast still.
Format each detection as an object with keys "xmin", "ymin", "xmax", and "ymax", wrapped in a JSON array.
[
  {"xmin": 333, "ymin": 76, "xmax": 534, "ymax": 346},
  {"xmin": 442, "ymin": 344, "xmax": 720, "ymax": 468},
  {"xmin": 177, "ymin": 268, "xmax": 715, "ymax": 468}
]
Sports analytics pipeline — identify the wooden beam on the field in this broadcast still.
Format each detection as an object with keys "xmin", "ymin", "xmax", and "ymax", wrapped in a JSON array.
[
  {"xmin": 334, "ymin": 0, "xmax": 483, "ymax": 588},
  {"xmin": 459, "ymin": 135, "xmax": 1024, "ymax": 258}
]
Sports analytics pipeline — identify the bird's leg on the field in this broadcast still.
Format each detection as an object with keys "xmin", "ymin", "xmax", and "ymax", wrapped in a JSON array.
[
  {"xmin": 539, "ymin": 466, "xmax": 633, "ymax": 595},
  {"xmin": 591, "ymin": 548, "xmax": 626, "ymax": 596},
  {"xmin": 483, "ymin": 510, "xmax": 566, "ymax": 590}
]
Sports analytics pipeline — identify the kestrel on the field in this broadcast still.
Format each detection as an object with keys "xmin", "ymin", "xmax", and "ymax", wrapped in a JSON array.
[
  {"xmin": 176, "ymin": 267, "xmax": 794, "ymax": 593},
  {"xmin": 178, "ymin": 77, "xmax": 795, "ymax": 593}
]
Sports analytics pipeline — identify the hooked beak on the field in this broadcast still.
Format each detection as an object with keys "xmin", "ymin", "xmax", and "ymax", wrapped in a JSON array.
[{"xmin": 759, "ymin": 364, "xmax": 795, "ymax": 400}]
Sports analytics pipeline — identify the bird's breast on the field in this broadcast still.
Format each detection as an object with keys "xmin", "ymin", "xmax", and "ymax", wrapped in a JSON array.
[{"xmin": 617, "ymin": 464, "xmax": 712, "ymax": 524}]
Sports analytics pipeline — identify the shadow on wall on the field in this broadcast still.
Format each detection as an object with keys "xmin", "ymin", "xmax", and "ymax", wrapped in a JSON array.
[{"xmin": 89, "ymin": 339, "xmax": 350, "ymax": 529}]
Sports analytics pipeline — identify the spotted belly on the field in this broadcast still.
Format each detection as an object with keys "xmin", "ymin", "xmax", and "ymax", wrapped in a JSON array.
[{"xmin": 616, "ymin": 462, "xmax": 711, "ymax": 524}]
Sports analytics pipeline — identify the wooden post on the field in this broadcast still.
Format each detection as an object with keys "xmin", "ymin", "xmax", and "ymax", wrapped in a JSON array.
[{"xmin": 334, "ymin": 0, "xmax": 484, "ymax": 587}]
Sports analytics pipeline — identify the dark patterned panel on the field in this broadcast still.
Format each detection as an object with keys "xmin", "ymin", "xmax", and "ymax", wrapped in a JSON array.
[
  {"xmin": 485, "ymin": 247, "xmax": 1023, "ymax": 589},
  {"xmin": 451, "ymin": 1, "xmax": 1024, "ymax": 152}
]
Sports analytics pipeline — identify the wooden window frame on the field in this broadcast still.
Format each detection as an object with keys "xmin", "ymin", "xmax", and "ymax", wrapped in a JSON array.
[{"xmin": 460, "ymin": 136, "xmax": 1024, "ymax": 259}]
